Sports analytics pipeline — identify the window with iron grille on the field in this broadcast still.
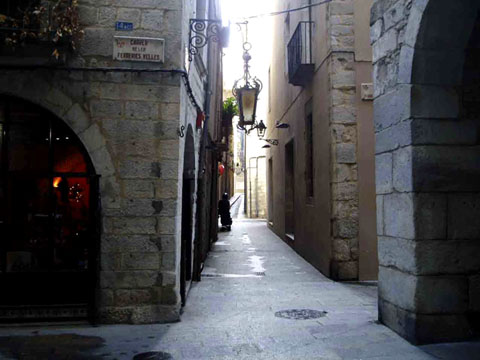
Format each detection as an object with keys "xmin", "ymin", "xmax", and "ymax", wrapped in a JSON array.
[
  {"xmin": 0, "ymin": 0, "xmax": 44, "ymax": 46},
  {"xmin": 0, "ymin": 1, "xmax": 41, "ymax": 25},
  {"xmin": 287, "ymin": 21, "xmax": 314, "ymax": 86},
  {"xmin": 0, "ymin": 0, "xmax": 82, "ymax": 59}
]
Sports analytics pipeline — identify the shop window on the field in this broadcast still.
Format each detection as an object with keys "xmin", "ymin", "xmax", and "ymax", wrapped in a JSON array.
[
  {"xmin": 7, "ymin": 114, "xmax": 50, "ymax": 173},
  {"xmin": 0, "ymin": 96, "xmax": 98, "ymax": 317}
]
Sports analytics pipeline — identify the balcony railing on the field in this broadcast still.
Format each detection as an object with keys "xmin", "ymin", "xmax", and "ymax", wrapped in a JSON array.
[
  {"xmin": 287, "ymin": 21, "xmax": 314, "ymax": 86},
  {"xmin": 0, "ymin": 0, "xmax": 47, "ymax": 37}
]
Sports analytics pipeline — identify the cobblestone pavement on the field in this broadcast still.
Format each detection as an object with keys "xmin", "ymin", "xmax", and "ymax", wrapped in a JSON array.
[{"xmin": 0, "ymin": 217, "xmax": 479, "ymax": 359}]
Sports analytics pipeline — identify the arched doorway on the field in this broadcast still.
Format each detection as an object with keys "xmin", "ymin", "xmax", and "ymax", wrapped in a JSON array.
[
  {"xmin": 372, "ymin": 0, "xmax": 480, "ymax": 344},
  {"xmin": 0, "ymin": 96, "xmax": 100, "ymax": 322},
  {"xmin": 180, "ymin": 127, "xmax": 195, "ymax": 306}
]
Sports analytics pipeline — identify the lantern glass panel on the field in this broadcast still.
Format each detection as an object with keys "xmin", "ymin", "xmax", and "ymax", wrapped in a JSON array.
[
  {"xmin": 257, "ymin": 126, "xmax": 265, "ymax": 138},
  {"xmin": 240, "ymin": 87, "xmax": 257, "ymax": 124}
]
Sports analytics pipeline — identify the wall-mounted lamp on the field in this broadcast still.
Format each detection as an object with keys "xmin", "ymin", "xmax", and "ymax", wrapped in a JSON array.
[
  {"xmin": 256, "ymin": 120, "xmax": 267, "ymax": 138},
  {"xmin": 263, "ymin": 139, "xmax": 279, "ymax": 146},
  {"xmin": 276, "ymin": 122, "xmax": 290, "ymax": 129}
]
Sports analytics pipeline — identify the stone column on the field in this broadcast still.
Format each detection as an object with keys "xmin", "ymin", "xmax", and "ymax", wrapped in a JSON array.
[
  {"xmin": 329, "ymin": 0, "xmax": 360, "ymax": 280},
  {"xmin": 371, "ymin": 0, "xmax": 480, "ymax": 344}
]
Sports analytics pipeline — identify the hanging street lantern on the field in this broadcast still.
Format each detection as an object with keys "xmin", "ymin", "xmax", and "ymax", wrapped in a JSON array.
[
  {"xmin": 237, "ymin": 84, "xmax": 259, "ymax": 126},
  {"xmin": 232, "ymin": 26, "xmax": 265, "ymax": 137}
]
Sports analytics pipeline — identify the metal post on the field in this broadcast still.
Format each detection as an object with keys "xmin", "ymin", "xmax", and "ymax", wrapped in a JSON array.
[
  {"xmin": 244, "ymin": 130, "xmax": 247, "ymax": 215},
  {"xmin": 255, "ymin": 157, "xmax": 259, "ymax": 218},
  {"xmin": 249, "ymin": 157, "xmax": 255, "ymax": 218}
]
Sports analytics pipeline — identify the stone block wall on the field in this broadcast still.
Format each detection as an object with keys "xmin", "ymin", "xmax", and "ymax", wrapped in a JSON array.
[
  {"xmin": 371, "ymin": 0, "xmax": 480, "ymax": 344},
  {"xmin": 81, "ymin": 0, "xmax": 188, "ymax": 324},
  {"xmin": 328, "ymin": 1, "xmax": 360, "ymax": 280}
]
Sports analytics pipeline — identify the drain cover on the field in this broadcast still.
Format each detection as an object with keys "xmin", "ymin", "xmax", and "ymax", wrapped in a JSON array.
[
  {"xmin": 133, "ymin": 351, "xmax": 173, "ymax": 360},
  {"xmin": 275, "ymin": 309, "xmax": 327, "ymax": 320}
]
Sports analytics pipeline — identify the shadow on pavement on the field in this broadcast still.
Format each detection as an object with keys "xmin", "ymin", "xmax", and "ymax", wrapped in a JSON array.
[{"xmin": 0, "ymin": 334, "xmax": 105, "ymax": 359}]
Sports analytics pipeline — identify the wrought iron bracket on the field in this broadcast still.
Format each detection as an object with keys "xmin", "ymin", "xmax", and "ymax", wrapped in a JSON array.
[
  {"xmin": 177, "ymin": 125, "xmax": 185, "ymax": 138},
  {"xmin": 263, "ymin": 139, "xmax": 279, "ymax": 146},
  {"xmin": 244, "ymin": 124, "xmax": 257, "ymax": 135},
  {"xmin": 188, "ymin": 19, "xmax": 222, "ymax": 62}
]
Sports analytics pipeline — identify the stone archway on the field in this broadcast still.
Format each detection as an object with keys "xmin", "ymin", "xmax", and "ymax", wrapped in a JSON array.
[
  {"xmin": 0, "ymin": 95, "xmax": 101, "ymax": 321},
  {"xmin": 372, "ymin": 0, "xmax": 480, "ymax": 344},
  {"xmin": 0, "ymin": 76, "xmax": 119, "ymax": 210},
  {"xmin": 0, "ymin": 76, "xmax": 122, "ymax": 322}
]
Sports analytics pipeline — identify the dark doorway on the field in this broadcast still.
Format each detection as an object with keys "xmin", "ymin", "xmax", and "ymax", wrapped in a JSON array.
[
  {"xmin": 285, "ymin": 140, "xmax": 295, "ymax": 241},
  {"xmin": 180, "ymin": 127, "xmax": 195, "ymax": 306},
  {"xmin": 0, "ymin": 96, "xmax": 99, "ymax": 322}
]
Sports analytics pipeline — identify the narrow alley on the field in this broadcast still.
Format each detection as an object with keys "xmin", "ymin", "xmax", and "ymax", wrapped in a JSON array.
[{"xmin": 1, "ymin": 204, "xmax": 476, "ymax": 359}]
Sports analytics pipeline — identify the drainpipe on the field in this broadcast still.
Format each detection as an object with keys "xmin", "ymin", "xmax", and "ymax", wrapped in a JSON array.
[
  {"xmin": 309, "ymin": 0, "xmax": 313, "ymax": 65},
  {"xmin": 249, "ymin": 157, "xmax": 255, "ymax": 218},
  {"xmin": 308, "ymin": 0, "xmax": 312, "ymax": 22},
  {"xmin": 255, "ymin": 158, "xmax": 258, "ymax": 218},
  {"xmin": 256, "ymin": 156, "xmax": 266, "ymax": 218},
  {"xmin": 244, "ymin": 131, "xmax": 247, "ymax": 215},
  {"xmin": 249, "ymin": 171, "xmax": 252, "ymax": 218},
  {"xmin": 248, "ymin": 156, "xmax": 265, "ymax": 218}
]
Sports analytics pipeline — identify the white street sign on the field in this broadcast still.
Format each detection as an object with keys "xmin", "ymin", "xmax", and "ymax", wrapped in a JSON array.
[{"xmin": 113, "ymin": 36, "xmax": 165, "ymax": 63}]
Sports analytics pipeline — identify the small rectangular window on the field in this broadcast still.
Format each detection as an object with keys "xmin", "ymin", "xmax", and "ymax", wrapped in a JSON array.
[{"xmin": 305, "ymin": 100, "xmax": 314, "ymax": 201}]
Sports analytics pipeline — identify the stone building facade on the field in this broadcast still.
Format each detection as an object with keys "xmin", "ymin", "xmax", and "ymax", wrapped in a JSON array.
[
  {"xmin": 0, "ymin": 0, "xmax": 223, "ymax": 324},
  {"xmin": 371, "ymin": 0, "xmax": 480, "ymax": 344},
  {"xmin": 266, "ymin": 0, "xmax": 377, "ymax": 281}
]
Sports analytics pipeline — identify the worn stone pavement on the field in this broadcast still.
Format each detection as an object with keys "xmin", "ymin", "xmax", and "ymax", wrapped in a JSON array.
[{"xmin": 0, "ymin": 207, "xmax": 479, "ymax": 359}]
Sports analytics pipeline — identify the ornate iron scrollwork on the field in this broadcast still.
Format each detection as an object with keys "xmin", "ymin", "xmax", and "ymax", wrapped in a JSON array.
[
  {"xmin": 177, "ymin": 125, "xmax": 185, "ymax": 138},
  {"xmin": 188, "ymin": 19, "xmax": 222, "ymax": 62}
]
